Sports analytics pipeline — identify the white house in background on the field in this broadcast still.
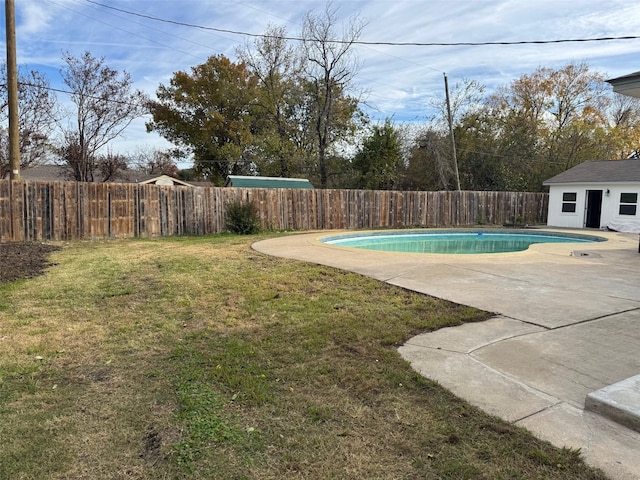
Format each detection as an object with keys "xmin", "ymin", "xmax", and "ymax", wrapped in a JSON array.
[
  {"xmin": 543, "ymin": 159, "xmax": 640, "ymax": 230},
  {"xmin": 607, "ymin": 70, "xmax": 640, "ymax": 98}
]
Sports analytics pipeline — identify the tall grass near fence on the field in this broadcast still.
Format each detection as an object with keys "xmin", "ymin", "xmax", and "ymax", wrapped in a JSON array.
[{"xmin": 0, "ymin": 180, "xmax": 548, "ymax": 242}]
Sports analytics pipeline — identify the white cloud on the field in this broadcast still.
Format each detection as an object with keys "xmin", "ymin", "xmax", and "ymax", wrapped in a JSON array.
[{"xmin": 4, "ymin": 0, "xmax": 640, "ymax": 158}]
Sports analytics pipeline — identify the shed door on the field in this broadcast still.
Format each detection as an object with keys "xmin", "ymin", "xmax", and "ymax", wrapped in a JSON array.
[{"xmin": 585, "ymin": 190, "xmax": 603, "ymax": 228}]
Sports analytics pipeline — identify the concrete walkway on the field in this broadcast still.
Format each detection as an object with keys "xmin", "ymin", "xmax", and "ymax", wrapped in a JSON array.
[{"xmin": 253, "ymin": 229, "xmax": 640, "ymax": 480}]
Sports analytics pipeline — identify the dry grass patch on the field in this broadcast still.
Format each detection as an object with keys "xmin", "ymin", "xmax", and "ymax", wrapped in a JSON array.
[{"xmin": 0, "ymin": 234, "xmax": 607, "ymax": 479}]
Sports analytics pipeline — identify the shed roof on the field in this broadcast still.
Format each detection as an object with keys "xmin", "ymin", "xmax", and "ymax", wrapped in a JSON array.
[
  {"xmin": 225, "ymin": 175, "xmax": 314, "ymax": 189},
  {"xmin": 543, "ymin": 159, "xmax": 640, "ymax": 185}
]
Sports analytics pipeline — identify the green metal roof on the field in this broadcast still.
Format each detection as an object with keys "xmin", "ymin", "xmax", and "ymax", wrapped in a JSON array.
[{"xmin": 225, "ymin": 175, "xmax": 314, "ymax": 189}]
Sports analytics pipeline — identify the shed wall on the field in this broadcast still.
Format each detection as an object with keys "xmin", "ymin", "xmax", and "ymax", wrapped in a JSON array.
[{"xmin": 547, "ymin": 183, "xmax": 640, "ymax": 228}]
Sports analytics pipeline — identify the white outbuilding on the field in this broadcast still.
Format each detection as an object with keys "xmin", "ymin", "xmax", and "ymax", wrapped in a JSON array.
[{"xmin": 543, "ymin": 159, "xmax": 640, "ymax": 232}]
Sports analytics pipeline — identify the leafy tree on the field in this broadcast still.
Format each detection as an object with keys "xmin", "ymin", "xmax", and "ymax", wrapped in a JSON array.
[
  {"xmin": 402, "ymin": 127, "xmax": 451, "ymax": 191},
  {"xmin": 353, "ymin": 119, "xmax": 402, "ymax": 190},
  {"xmin": 454, "ymin": 111, "xmax": 506, "ymax": 191},
  {"xmin": 446, "ymin": 62, "xmax": 640, "ymax": 192},
  {"xmin": 301, "ymin": 3, "xmax": 366, "ymax": 187},
  {"xmin": 484, "ymin": 63, "xmax": 613, "ymax": 189},
  {"xmin": 0, "ymin": 65, "xmax": 57, "ymax": 178},
  {"xmin": 146, "ymin": 55, "xmax": 258, "ymax": 185},
  {"xmin": 237, "ymin": 25, "xmax": 309, "ymax": 178},
  {"xmin": 604, "ymin": 93, "xmax": 640, "ymax": 159},
  {"xmin": 145, "ymin": 7, "xmax": 367, "ymax": 187},
  {"xmin": 56, "ymin": 51, "xmax": 147, "ymax": 182}
]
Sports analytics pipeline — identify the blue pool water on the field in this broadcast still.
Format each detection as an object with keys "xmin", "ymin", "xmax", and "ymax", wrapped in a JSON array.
[{"xmin": 321, "ymin": 230, "xmax": 605, "ymax": 254}]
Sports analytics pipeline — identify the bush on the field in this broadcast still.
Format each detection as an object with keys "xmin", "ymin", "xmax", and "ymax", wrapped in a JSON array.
[{"xmin": 225, "ymin": 201, "xmax": 261, "ymax": 234}]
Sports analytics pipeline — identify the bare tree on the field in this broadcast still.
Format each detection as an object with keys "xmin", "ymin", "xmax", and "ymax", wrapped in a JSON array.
[
  {"xmin": 301, "ymin": 3, "xmax": 365, "ymax": 187},
  {"xmin": 428, "ymin": 77, "xmax": 486, "ymax": 129},
  {"xmin": 0, "ymin": 65, "xmax": 57, "ymax": 178},
  {"xmin": 97, "ymin": 149, "xmax": 128, "ymax": 182},
  {"xmin": 57, "ymin": 51, "xmax": 147, "ymax": 182},
  {"xmin": 131, "ymin": 146, "xmax": 178, "ymax": 176},
  {"xmin": 609, "ymin": 93, "xmax": 640, "ymax": 127}
]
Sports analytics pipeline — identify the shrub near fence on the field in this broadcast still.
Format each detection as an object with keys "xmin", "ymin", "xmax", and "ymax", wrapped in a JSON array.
[{"xmin": 0, "ymin": 180, "xmax": 549, "ymax": 243}]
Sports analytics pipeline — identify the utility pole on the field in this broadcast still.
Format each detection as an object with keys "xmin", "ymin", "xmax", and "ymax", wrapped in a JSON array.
[
  {"xmin": 5, "ymin": 0, "xmax": 21, "ymax": 180},
  {"xmin": 443, "ymin": 73, "xmax": 460, "ymax": 191}
]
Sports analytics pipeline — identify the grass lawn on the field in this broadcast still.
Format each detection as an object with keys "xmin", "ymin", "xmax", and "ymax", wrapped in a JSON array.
[{"xmin": 0, "ymin": 234, "xmax": 607, "ymax": 479}]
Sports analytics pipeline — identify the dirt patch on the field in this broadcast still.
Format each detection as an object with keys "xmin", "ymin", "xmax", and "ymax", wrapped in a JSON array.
[{"xmin": 0, "ymin": 242, "xmax": 61, "ymax": 284}]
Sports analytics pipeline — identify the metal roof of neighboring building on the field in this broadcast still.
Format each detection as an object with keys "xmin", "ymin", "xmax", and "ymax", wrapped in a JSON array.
[
  {"xmin": 543, "ymin": 159, "xmax": 640, "ymax": 185},
  {"xmin": 225, "ymin": 175, "xmax": 314, "ymax": 189}
]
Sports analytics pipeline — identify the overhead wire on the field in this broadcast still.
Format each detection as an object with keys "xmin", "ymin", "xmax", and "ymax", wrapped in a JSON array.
[
  {"xmin": 84, "ymin": 0, "xmax": 640, "ymax": 47},
  {"xmin": 0, "ymin": 80, "xmax": 150, "ymax": 111},
  {"xmin": 80, "ymin": 0, "xmax": 639, "ymax": 120},
  {"xmin": 12, "ymin": 0, "xmax": 635, "ymax": 163},
  {"xmin": 46, "ymin": 0, "xmax": 215, "ymax": 63}
]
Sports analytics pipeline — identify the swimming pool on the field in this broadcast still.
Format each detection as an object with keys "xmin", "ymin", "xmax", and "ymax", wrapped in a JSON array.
[{"xmin": 320, "ymin": 230, "xmax": 606, "ymax": 254}]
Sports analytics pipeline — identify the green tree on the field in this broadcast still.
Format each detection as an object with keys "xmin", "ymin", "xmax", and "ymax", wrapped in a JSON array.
[
  {"xmin": 606, "ymin": 93, "xmax": 640, "ymax": 158},
  {"xmin": 402, "ymin": 128, "xmax": 451, "ymax": 191},
  {"xmin": 237, "ymin": 25, "xmax": 309, "ymax": 178},
  {"xmin": 408, "ymin": 63, "xmax": 640, "ymax": 192},
  {"xmin": 146, "ymin": 55, "xmax": 258, "ymax": 185},
  {"xmin": 485, "ymin": 62, "xmax": 613, "ymax": 190},
  {"xmin": 454, "ymin": 111, "xmax": 507, "ymax": 191},
  {"xmin": 354, "ymin": 120, "xmax": 402, "ymax": 190},
  {"xmin": 453, "ymin": 104, "xmax": 541, "ymax": 191}
]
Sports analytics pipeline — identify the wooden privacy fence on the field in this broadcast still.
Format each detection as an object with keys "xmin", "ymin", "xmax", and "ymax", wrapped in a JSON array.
[{"xmin": 0, "ymin": 180, "xmax": 548, "ymax": 243}]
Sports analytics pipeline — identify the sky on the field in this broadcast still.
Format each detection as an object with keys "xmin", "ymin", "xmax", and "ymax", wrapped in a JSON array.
[{"xmin": 3, "ymin": 0, "xmax": 640, "ymax": 161}]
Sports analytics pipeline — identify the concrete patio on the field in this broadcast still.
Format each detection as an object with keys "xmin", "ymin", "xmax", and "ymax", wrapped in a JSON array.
[{"xmin": 253, "ymin": 228, "xmax": 640, "ymax": 480}]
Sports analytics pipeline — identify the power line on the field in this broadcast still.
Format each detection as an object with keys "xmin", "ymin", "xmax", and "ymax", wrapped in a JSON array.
[
  {"xmin": 2, "ymin": 81, "xmax": 149, "ymax": 109},
  {"xmin": 84, "ymin": 0, "xmax": 640, "ymax": 47},
  {"xmin": 50, "ymin": 0, "xmax": 220, "ymax": 63}
]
